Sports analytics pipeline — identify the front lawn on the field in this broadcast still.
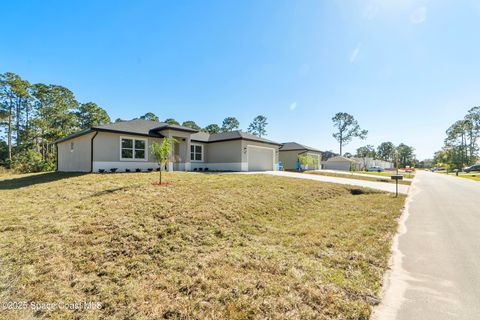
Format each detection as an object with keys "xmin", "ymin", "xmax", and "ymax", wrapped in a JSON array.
[{"xmin": 0, "ymin": 172, "xmax": 405, "ymax": 319}]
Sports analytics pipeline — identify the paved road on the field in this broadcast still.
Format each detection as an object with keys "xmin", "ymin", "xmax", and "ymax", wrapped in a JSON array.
[
  {"xmin": 373, "ymin": 171, "xmax": 480, "ymax": 320},
  {"xmin": 263, "ymin": 171, "xmax": 409, "ymax": 194}
]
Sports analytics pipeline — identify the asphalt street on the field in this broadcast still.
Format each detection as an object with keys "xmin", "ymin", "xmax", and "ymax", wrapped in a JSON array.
[{"xmin": 373, "ymin": 171, "xmax": 480, "ymax": 320}]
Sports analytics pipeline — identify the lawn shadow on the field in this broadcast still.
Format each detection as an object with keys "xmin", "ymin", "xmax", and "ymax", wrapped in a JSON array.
[{"xmin": 0, "ymin": 172, "xmax": 87, "ymax": 190}]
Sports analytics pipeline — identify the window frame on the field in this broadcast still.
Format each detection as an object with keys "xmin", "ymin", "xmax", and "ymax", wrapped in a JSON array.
[
  {"xmin": 120, "ymin": 136, "xmax": 148, "ymax": 161},
  {"xmin": 190, "ymin": 143, "xmax": 204, "ymax": 162}
]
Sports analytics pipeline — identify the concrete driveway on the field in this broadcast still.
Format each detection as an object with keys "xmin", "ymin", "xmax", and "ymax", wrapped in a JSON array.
[
  {"xmin": 262, "ymin": 171, "xmax": 409, "ymax": 194},
  {"xmin": 373, "ymin": 171, "xmax": 480, "ymax": 319}
]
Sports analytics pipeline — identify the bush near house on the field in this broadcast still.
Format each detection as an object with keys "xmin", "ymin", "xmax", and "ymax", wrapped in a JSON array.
[{"xmin": 11, "ymin": 150, "xmax": 55, "ymax": 173}]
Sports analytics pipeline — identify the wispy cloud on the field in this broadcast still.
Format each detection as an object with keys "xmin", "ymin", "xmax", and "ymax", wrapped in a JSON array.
[
  {"xmin": 410, "ymin": 6, "xmax": 427, "ymax": 24},
  {"xmin": 363, "ymin": 2, "xmax": 380, "ymax": 20},
  {"xmin": 289, "ymin": 102, "xmax": 297, "ymax": 111},
  {"xmin": 350, "ymin": 44, "xmax": 361, "ymax": 63}
]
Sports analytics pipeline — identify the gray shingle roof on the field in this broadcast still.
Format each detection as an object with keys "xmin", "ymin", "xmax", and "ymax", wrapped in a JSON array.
[
  {"xmin": 54, "ymin": 120, "xmax": 280, "ymax": 145},
  {"xmin": 93, "ymin": 119, "xmax": 198, "ymax": 134},
  {"xmin": 54, "ymin": 119, "xmax": 198, "ymax": 143},
  {"xmin": 191, "ymin": 130, "xmax": 281, "ymax": 145},
  {"xmin": 280, "ymin": 142, "xmax": 322, "ymax": 152}
]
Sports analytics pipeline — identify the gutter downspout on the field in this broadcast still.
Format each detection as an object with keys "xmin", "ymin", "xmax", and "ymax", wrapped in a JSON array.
[
  {"xmin": 90, "ymin": 131, "xmax": 98, "ymax": 173},
  {"xmin": 55, "ymin": 143, "xmax": 58, "ymax": 172}
]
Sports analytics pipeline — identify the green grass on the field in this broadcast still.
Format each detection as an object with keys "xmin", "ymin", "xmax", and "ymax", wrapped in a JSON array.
[
  {"xmin": 0, "ymin": 172, "xmax": 405, "ymax": 319},
  {"xmin": 307, "ymin": 171, "xmax": 412, "ymax": 185},
  {"xmin": 441, "ymin": 172, "xmax": 480, "ymax": 181}
]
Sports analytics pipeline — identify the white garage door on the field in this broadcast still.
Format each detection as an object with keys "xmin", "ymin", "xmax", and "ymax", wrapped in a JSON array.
[{"xmin": 247, "ymin": 146, "xmax": 274, "ymax": 171}]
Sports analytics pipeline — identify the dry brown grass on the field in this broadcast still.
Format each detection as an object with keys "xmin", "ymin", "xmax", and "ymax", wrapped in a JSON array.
[{"xmin": 0, "ymin": 172, "xmax": 405, "ymax": 319}]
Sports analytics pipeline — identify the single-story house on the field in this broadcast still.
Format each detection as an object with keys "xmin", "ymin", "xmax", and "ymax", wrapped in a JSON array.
[
  {"xmin": 321, "ymin": 156, "xmax": 356, "ymax": 171},
  {"xmin": 353, "ymin": 157, "xmax": 394, "ymax": 170},
  {"xmin": 279, "ymin": 142, "xmax": 322, "ymax": 170},
  {"xmin": 54, "ymin": 119, "xmax": 281, "ymax": 172}
]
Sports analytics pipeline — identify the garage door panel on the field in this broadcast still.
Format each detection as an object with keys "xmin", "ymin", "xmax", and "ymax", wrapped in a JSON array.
[{"xmin": 247, "ymin": 146, "xmax": 274, "ymax": 171}]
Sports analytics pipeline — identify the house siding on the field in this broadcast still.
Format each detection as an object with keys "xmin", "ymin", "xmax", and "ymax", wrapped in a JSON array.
[
  {"xmin": 323, "ymin": 160, "xmax": 353, "ymax": 171},
  {"xmin": 279, "ymin": 150, "xmax": 322, "ymax": 170},
  {"xmin": 206, "ymin": 140, "xmax": 242, "ymax": 163},
  {"xmin": 279, "ymin": 150, "xmax": 303, "ymax": 170},
  {"xmin": 57, "ymin": 132, "xmax": 95, "ymax": 172},
  {"xmin": 93, "ymin": 131, "xmax": 162, "ymax": 163}
]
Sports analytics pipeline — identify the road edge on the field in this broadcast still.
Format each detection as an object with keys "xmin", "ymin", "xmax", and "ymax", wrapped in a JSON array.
[{"xmin": 371, "ymin": 175, "xmax": 420, "ymax": 320}]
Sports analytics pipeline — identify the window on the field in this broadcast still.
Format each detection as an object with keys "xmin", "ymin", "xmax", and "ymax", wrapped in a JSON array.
[
  {"xmin": 70, "ymin": 142, "xmax": 74, "ymax": 152},
  {"xmin": 190, "ymin": 144, "xmax": 203, "ymax": 162},
  {"xmin": 121, "ymin": 137, "xmax": 147, "ymax": 160}
]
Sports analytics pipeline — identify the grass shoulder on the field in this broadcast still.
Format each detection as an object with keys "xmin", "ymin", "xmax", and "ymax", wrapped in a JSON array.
[
  {"xmin": 440, "ymin": 172, "xmax": 480, "ymax": 181},
  {"xmin": 305, "ymin": 170, "xmax": 412, "ymax": 185},
  {"xmin": 1, "ymin": 171, "xmax": 405, "ymax": 319}
]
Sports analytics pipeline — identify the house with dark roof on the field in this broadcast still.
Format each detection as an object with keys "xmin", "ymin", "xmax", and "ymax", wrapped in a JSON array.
[
  {"xmin": 321, "ymin": 156, "xmax": 356, "ymax": 171},
  {"xmin": 279, "ymin": 142, "xmax": 322, "ymax": 170},
  {"xmin": 54, "ymin": 119, "xmax": 281, "ymax": 172}
]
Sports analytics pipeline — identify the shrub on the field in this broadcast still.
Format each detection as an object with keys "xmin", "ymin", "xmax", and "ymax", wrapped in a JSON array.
[
  {"xmin": 11, "ymin": 150, "xmax": 55, "ymax": 173},
  {"xmin": 0, "ymin": 166, "xmax": 10, "ymax": 175}
]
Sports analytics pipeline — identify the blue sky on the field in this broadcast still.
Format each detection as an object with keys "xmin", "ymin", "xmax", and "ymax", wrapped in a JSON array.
[{"xmin": 2, "ymin": 0, "xmax": 480, "ymax": 159}]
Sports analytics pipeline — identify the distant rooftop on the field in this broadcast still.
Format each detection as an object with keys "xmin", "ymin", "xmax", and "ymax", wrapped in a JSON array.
[
  {"xmin": 191, "ymin": 130, "xmax": 280, "ymax": 145},
  {"xmin": 279, "ymin": 142, "xmax": 321, "ymax": 152}
]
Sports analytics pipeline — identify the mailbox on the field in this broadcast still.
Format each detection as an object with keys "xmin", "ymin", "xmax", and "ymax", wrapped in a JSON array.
[{"xmin": 391, "ymin": 175, "xmax": 403, "ymax": 180}]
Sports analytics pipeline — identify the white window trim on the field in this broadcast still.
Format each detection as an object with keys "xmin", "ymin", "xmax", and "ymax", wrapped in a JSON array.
[
  {"xmin": 190, "ymin": 143, "xmax": 204, "ymax": 162},
  {"xmin": 120, "ymin": 136, "xmax": 148, "ymax": 161}
]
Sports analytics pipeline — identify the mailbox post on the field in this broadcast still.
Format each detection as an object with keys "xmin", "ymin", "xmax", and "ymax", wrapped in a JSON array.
[{"xmin": 391, "ymin": 175, "xmax": 403, "ymax": 197}]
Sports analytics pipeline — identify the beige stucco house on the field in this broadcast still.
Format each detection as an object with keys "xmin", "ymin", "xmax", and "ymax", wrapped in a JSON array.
[
  {"xmin": 279, "ymin": 142, "xmax": 322, "ymax": 170},
  {"xmin": 321, "ymin": 156, "xmax": 356, "ymax": 171},
  {"xmin": 55, "ymin": 119, "xmax": 281, "ymax": 173}
]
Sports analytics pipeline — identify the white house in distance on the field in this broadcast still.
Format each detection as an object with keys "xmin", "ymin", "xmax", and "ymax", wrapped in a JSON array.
[
  {"xmin": 354, "ymin": 157, "xmax": 394, "ymax": 170},
  {"xmin": 54, "ymin": 119, "xmax": 281, "ymax": 173},
  {"xmin": 322, "ymin": 156, "xmax": 394, "ymax": 171}
]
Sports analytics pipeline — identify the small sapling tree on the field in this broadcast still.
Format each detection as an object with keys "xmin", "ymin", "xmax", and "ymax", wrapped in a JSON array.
[{"xmin": 151, "ymin": 137, "xmax": 176, "ymax": 185}]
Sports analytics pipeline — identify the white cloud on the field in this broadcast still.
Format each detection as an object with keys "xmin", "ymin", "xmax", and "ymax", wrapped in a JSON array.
[
  {"xmin": 410, "ymin": 6, "xmax": 427, "ymax": 24},
  {"xmin": 350, "ymin": 44, "xmax": 361, "ymax": 63},
  {"xmin": 289, "ymin": 102, "xmax": 297, "ymax": 111}
]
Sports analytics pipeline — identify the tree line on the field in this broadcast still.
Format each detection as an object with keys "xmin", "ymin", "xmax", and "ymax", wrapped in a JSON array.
[
  {"xmin": 0, "ymin": 72, "xmax": 111, "ymax": 172},
  {"xmin": 331, "ymin": 112, "xmax": 417, "ymax": 168},
  {"xmin": 353, "ymin": 142, "xmax": 416, "ymax": 168},
  {"xmin": 123, "ymin": 113, "xmax": 268, "ymax": 137},
  {"xmin": 0, "ymin": 72, "xmax": 269, "ymax": 172},
  {"xmin": 433, "ymin": 107, "xmax": 480, "ymax": 170}
]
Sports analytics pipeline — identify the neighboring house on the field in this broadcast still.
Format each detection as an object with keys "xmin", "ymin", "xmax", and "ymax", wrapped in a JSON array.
[
  {"xmin": 54, "ymin": 119, "xmax": 281, "ymax": 172},
  {"xmin": 353, "ymin": 157, "xmax": 394, "ymax": 170},
  {"xmin": 321, "ymin": 150, "xmax": 338, "ymax": 161},
  {"xmin": 279, "ymin": 142, "xmax": 322, "ymax": 170},
  {"xmin": 321, "ymin": 156, "xmax": 356, "ymax": 171}
]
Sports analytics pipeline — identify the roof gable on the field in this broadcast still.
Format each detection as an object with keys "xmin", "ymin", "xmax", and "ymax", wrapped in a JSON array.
[
  {"xmin": 54, "ymin": 119, "xmax": 198, "ymax": 143},
  {"xmin": 191, "ymin": 130, "xmax": 280, "ymax": 145},
  {"xmin": 280, "ymin": 142, "xmax": 321, "ymax": 152}
]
